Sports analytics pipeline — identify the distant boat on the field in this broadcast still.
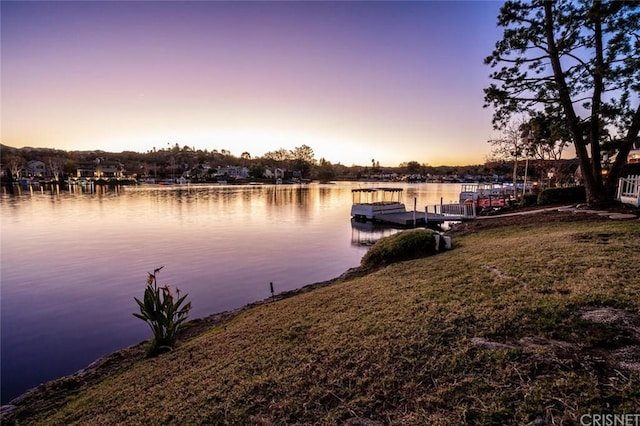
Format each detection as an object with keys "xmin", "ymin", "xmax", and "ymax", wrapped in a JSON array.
[
  {"xmin": 459, "ymin": 183, "xmax": 512, "ymax": 207},
  {"xmin": 18, "ymin": 178, "xmax": 40, "ymax": 188}
]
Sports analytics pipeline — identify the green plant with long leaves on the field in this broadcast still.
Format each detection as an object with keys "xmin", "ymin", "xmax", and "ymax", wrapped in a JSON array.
[{"xmin": 133, "ymin": 266, "xmax": 192, "ymax": 356}]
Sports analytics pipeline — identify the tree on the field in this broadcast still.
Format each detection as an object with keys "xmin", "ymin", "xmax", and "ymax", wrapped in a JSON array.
[
  {"xmin": 316, "ymin": 158, "xmax": 336, "ymax": 183},
  {"xmin": 488, "ymin": 119, "xmax": 526, "ymax": 197},
  {"xmin": 262, "ymin": 148, "xmax": 291, "ymax": 163},
  {"xmin": 47, "ymin": 157, "xmax": 65, "ymax": 181},
  {"xmin": 4, "ymin": 155, "xmax": 25, "ymax": 179},
  {"xmin": 522, "ymin": 110, "xmax": 571, "ymax": 163},
  {"xmin": 484, "ymin": 0, "xmax": 640, "ymax": 206},
  {"xmin": 370, "ymin": 159, "xmax": 381, "ymax": 175},
  {"xmin": 239, "ymin": 151, "xmax": 252, "ymax": 167},
  {"xmin": 290, "ymin": 145, "xmax": 316, "ymax": 178},
  {"xmin": 290, "ymin": 145, "xmax": 315, "ymax": 164},
  {"xmin": 249, "ymin": 163, "xmax": 266, "ymax": 179},
  {"xmin": 521, "ymin": 110, "xmax": 573, "ymax": 186},
  {"xmin": 405, "ymin": 161, "xmax": 422, "ymax": 175}
]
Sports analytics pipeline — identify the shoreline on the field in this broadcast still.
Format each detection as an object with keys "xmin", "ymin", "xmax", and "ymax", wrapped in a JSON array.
[{"xmin": 1, "ymin": 265, "xmax": 370, "ymax": 415}]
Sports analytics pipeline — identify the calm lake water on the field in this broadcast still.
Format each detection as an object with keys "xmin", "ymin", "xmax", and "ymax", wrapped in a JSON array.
[{"xmin": 0, "ymin": 181, "xmax": 460, "ymax": 404}]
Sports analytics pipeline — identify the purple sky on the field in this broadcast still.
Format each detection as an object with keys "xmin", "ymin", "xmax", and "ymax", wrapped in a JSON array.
[{"xmin": 2, "ymin": 1, "xmax": 504, "ymax": 166}]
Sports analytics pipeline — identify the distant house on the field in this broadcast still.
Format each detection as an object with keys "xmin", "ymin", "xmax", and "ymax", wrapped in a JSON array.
[
  {"xmin": 76, "ymin": 161, "xmax": 95, "ymax": 178},
  {"xmin": 217, "ymin": 165, "xmax": 249, "ymax": 179},
  {"xmin": 76, "ymin": 158, "xmax": 124, "ymax": 179},
  {"xmin": 27, "ymin": 160, "xmax": 46, "ymax": 177},
  {"xmin": 273, "ymin": 168, "xmax": 285, "ymax": 179}
]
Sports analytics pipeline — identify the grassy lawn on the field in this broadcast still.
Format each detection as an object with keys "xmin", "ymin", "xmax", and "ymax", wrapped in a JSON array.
[{"xmin": 4, "ymin": 213, "xmax": 640, "ymax": 425}]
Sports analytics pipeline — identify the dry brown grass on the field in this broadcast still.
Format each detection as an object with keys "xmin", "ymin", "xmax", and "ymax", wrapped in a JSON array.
[{"xmin": 4, "ymin": 212, "xmax": 640, "ymax": 425}]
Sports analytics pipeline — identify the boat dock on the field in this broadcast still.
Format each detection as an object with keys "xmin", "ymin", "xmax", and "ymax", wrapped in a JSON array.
[
  {"xmin": 371, "ymin": 210, "xmax": 470, "ymax": 227},
  {"xmin": 371, "ymin": 211, "xmax": 425, "ymax": 226},
  {"xmin": 350, "ymin": 187, "xmax": 476, "ymax": 228}
]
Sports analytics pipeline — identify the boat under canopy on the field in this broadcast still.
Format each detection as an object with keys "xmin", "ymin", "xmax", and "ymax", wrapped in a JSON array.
[
  {"xmin": 351, "ymin": 187, "xmax": 407, "ymax": 220},
  {"xmin": 459, "ymin": 183, "xmax": 515, "ymax": 208}
]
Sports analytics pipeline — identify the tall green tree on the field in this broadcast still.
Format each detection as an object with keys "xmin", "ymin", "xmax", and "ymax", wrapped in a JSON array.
[
  {"xmin": 290, "ymin": 145, "xmax": 316, "ymax": 178},
  {"xmin": 484, "ymin": 0, "xmax": 640, "ymax": 206},
  {"xmin": 315, "ymin": 157, "xmax": 336, "ymax": 183},
  {"xmin": 262, "ymin": 148, "xmax": 291, "ymax": 164},
  {"xmin": 290, "ymin": 144, "xmax": 316, "ymax": 164},
  {"xmin": 522, "ymin": 110, "xmax": 571, "ymax": 163}
]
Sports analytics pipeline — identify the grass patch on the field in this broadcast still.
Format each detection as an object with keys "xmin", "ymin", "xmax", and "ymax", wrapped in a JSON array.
[{"xmin": 4, "ymin": 215, "xmax": 640, "ymax": 425}]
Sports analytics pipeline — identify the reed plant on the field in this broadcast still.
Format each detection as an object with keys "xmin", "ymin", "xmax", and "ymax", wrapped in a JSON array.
[{"xmin": 133, "ymin": 266, "xmax": 191, "ymax": 356}]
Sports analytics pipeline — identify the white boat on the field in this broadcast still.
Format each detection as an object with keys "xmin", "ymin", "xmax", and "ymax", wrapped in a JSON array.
[{"xmin": 351, "ymin": 187, "xmax": 406, "ymax": 220}]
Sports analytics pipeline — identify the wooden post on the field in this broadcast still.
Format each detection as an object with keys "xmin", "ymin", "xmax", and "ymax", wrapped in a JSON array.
[
  {"xmin": 413, "ymin": 197, "xmax": 417, "ymax": 227},
  {"xmin": 270, "ymin": 282, "xmax": 274, "ymax": 298}
]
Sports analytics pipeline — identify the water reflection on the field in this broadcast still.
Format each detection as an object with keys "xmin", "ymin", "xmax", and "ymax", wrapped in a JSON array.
[{"xmin": 350, "ymin": 220, "xmax": 400, "ymax": 246}]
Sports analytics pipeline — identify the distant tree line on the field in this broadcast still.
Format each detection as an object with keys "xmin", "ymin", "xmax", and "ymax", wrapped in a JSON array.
[{"xmin": 1, "ymin": 142, "xmax": 576, "ymax": 185}]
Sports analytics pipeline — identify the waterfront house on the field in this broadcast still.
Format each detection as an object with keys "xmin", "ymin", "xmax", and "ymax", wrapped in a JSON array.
[
  {"xmin": 217, "ymin": 165, "xmax": 250, "ymax": 180},
  {"xmin": 76, "ymin": 158, "xmax": 124, "ymax": 179},
  {"xmin": 26, "ymin": 160, "xmax": 46, "ymax": 177}
]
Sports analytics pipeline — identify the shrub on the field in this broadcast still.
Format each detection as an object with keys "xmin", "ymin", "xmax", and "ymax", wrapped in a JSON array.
[
  {"xmin": 537, "ymin": 186, "xmax": 586, "ymax": 205},
  {"xmin": 520, "ymin": 193, "xmax": 538, "ymax": 207},
  {"xmin": 361, "ymin": 229, "xmax": 438, "ymax": 269},
  {"xmin": 133, "ymin": 266, "xmax": 192, "ymax": 356}
]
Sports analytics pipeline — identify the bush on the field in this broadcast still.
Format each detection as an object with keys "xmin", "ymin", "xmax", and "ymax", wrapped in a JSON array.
[
  {"xmin": 133, "ymin": 266, "xmax": 192, "ymax": 356},
  {"xmin": 361, "ymin": 229, "xmax": 438, "ymax": 269},
  {"xmin": 520, "ymin": 193, "xmax": 538, "ymax": 207},
  {"xmin": 537, "ymin": 186, "xmax": 586, "ymax": 205}
]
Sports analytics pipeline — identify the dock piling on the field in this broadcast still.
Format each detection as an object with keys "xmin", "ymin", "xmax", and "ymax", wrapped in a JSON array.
[{"xmin": 413, "ymin": 198, "xmax": 417, "ymax": 227}]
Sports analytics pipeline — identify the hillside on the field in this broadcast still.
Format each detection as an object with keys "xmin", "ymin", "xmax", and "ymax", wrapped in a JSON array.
[{"xmin": 3, "ymin": 211, "xmax": 639, "ymax": 425}]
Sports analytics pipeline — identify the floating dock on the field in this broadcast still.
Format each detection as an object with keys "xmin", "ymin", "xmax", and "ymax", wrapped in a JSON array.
[
  {"xmin": 372, "ymin": 211, "xmax": 424, "ymax": 226},
  {"xmin": 372, "ymin": 211, "xmax": 467, "ymax": 227},
  {"xmin": 350, "ymin": 187, "xmax": 475, "ymax": 228}
]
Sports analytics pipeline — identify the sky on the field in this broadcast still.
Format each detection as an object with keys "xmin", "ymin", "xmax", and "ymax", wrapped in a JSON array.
[{"xmin": 1, "ymin": 1, "xmax": 505, "ymax": 167}]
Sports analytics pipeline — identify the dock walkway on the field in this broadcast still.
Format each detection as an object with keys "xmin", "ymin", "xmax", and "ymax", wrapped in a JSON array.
[
  {"xmin": 373, "ymin": 204, "xmax": 475, "ymax": 226},
  {"xmin": 373, "ymin": 211, "xmax": 425, "ymax": 226}
]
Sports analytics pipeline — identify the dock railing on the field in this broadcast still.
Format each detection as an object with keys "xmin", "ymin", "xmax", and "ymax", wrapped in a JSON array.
[
  {"xmin": 435, "ymin": 202, "xmax": 476, "ymax": 218},
  {"xmin": 617, "ymin": 175, "xmax": 640, "ymax": 207},
  {"xmin": 424, "ymin": 203, "xmax": 476, "ymax": 224}
]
